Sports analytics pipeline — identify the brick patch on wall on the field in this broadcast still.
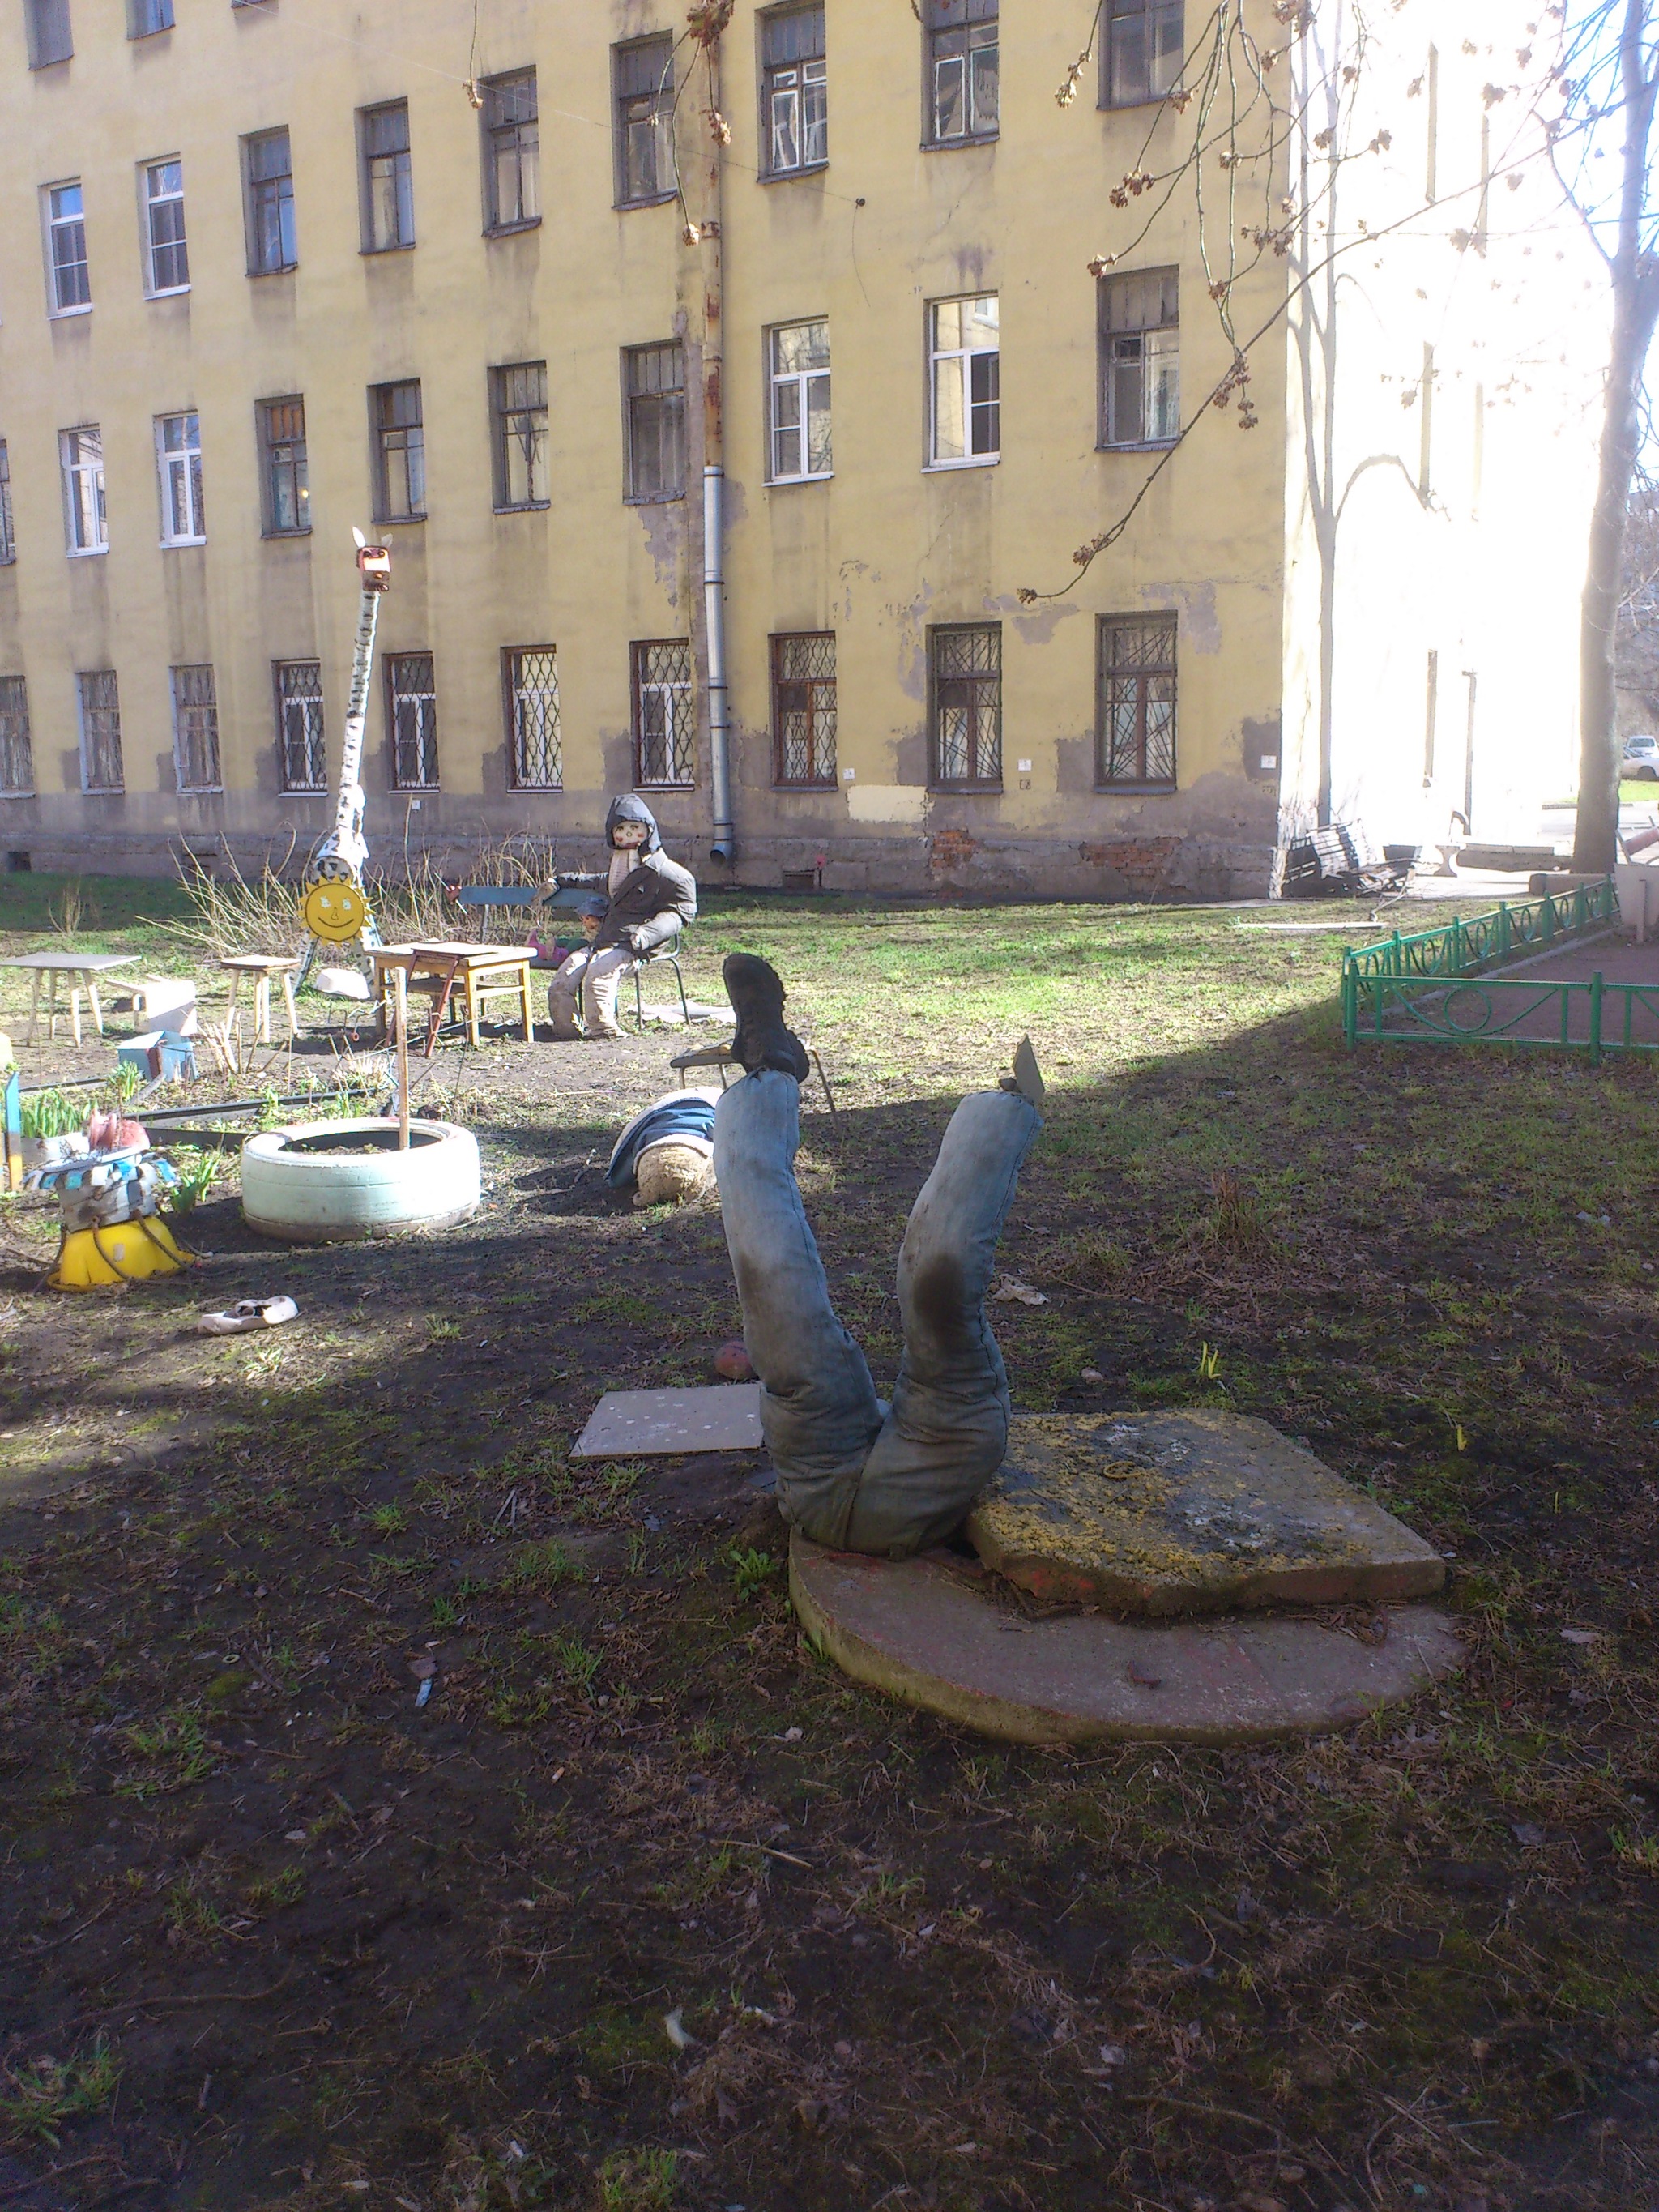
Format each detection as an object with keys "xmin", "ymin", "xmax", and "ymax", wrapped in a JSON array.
[
  {"xmin": 1080, "ymin": 836, "xmax": 1181, "ymax": 880},
  {"xmin": 928, "ymin": 828, "xmax": 980, "ymax": 873}
]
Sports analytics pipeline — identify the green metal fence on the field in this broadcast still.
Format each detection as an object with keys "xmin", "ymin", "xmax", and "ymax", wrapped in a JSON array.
[{"xmin": 1341, "ymin": 878, "xmax": 1623, "ymax": 1053}]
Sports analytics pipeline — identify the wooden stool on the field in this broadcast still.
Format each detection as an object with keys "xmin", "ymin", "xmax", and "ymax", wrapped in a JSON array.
[{"xmin": 221, "ymin": 954, "xmax": 302, "ymax": 1045}]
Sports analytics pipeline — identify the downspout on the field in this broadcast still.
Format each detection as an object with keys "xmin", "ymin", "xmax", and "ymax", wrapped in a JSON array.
[{"xmin": 693, "ymin": 11, "xmax": 735, "ymax": 865}]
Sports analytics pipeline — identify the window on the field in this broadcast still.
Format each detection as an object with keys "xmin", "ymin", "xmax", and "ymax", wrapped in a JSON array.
[
  {"xmin": 762, "ymin": 6, "xmax": 827, "ymax": 175},
  {"xmin": 258, "ymin": 397, "xmax": 309, "ymax": 535},
  {"xmin": 60, "ymin": 427, "xmax": 106, "ymax": 555},
  {"xmin": 387, "ymin": 653, "xmax": 438, "ymax": 787},
  {"xmin": 46, "ymin": 182, "xmax": 90, "ymax": 314},
  {"xmin": 772, "ymin": 633, "xmax": 836, "ymax": 787},
  {"xmin": 624, "ymin": 344, "xmax": 686, "ymax": 501},
  {"xmin": 156, "ymin": 412, "xmax": 205, "ymax": 544},
  {"xmin": 372, "ymin": 381, "xmax": 425, "ymax": 522},
  {"xmin": 128, "ymin": 0, "xmax": 172, "ymax": 36},
  {"xmin": 143, "ymin": 160, "xmax": 189, "ymax": 293},
  {"xmin": 1098, "ymin": 615, "xmax": 1176, "ymax": 786},
  {"xmin": 930, "ymin": 624, "xmax": 1000, "ymax": 788},
  {"xmin": 0, "ymin": 680, "xmax": 34, "ymax": 796},
  {"xmin": 171, "ymin": 664, "xmax": 221, "ymax": 792},
  {"xmin": 926, "ymin": 0, "xmax": 997, "ymax": 144},
  {"xmin": 1100, "ymin": 267, "xmax": 1179, "ymax": 446},
  {"xmin": 769, "ymin": 321, "xmax": 832, "ymax": 482},
  {"xmin": 245, "ymin": 129, "xmax": 296, "ymax": 274},
  {"xmin": 77, "ymin": 669, "xmax": 123, "ymax": 793},
  {"xmin": 491, "ymin": 363, "xmax": 549, "ymax": 510},
  {"xmin": 0, "ymin": 444, "xmax": 13, "ymax": 566},
  {"xmin": 614, "ymin": 36, "xmax": 674, "ymax": 207},
  {"xmin": 1104, "ymin": 0, "xmax": 1182, "ymax": 107},
  {"xmin": 361, "ymin": 101, "xmax": 413, "ymax": 252},
  {"xmin": 26, "ymin": 0, "xmax": 72, "ymax": 68},
  {"xmin": 276, "ymin": 661, "xmax": 326, "ymax": 791},
  {"xmin": 929, "ymin": 296, "xmax": 1000, "ymax": 465},
  {"xmin": 505, "ymin": 647, "xmax": 561, "ymax": 788},
  {"xmin": 482, "ymin": 70, "xmax": 539, "ymax": 233},
  {"xmin": 632, "ymin": 640, "xmax": 694, "ymax": 786}
]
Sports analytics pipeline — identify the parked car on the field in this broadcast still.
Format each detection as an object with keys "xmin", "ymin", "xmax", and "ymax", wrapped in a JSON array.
[{"xmin": 1623, "ymin": 733, "xmax": 1659, "ymax": 779}]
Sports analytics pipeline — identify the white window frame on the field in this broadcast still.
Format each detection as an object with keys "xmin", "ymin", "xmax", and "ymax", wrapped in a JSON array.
[
  {"xmin": 928, "ymin": 294, "xmax": 1000, "ymax": 469},
  {"xmin": 155, "ymin": 412, "xmax": 205, "ymax": 546},
  {"xmin": 768, "ymin": 319, "xmax": 833, "ymax": 484},
  {"xmin": 0, "ymin": 442, "xmax": 14, "ymax": 566},
  {"xmin": 142, "ymin": 157, "xmax": 189, "ymax": 296},
  {"xmin": 44, "ymin": 179, "xmax": 92, "ymax": 318},
  {"xmin": 60, "ymin": 425, "xmax": 107, "ymax": 557}
]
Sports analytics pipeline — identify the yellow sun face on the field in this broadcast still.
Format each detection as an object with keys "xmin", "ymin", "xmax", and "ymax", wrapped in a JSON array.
[{"xmin": 301, "ymin": 880, "xmax": 369, "ymax": 943}]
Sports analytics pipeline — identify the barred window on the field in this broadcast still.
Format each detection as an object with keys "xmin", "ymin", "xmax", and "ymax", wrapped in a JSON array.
[
  {"xmin": 387, "ymin": 652, "xmax": 439, "ymax": 788},
  {"xmin": 1104, "ymin": 0, "xmax": 1183, "ymax": 106},
  {"xmin": 372, "ymin": 380, "xmax": 424, "ymax": 521},
  {"xmin": 762, "ymin": 5, "xmax": 827, "ymax": 175},
  {"xmin": 615, "ymin": 36, "xmax": 674, "ymax": 207},
  {"xmin": 77, "ymin": 668, "xmax": 124, "ymax": 793},
  {"xmin": 144, "ymin": 160, "xmax": 189, "ymax": 292},
  {"xmin": 491, "ymin": 362, "xmax": 549, "ymax": 510},
  {"xmin": 505, "ymin": 647, "xmax": 561, "ymax": 788},
  {"xmin": 1098, "ymin": 615, "xmax": 1176, "ymax": 786},
  {"xmin": 772, "ymin": 633, "xmax": 836, "ymax": 788},
  {"xmin": 926, "ymin": 0, "xmax": 997, "ymax": 144},
  {"xmin": 930, "ymin": 624, "xmax": 1000, "ymax": 788},
  {"xmin": 245, "ymin": 128, "xmax": 296, "ymax": 275},
  {"xmin": 0, "ymin": 677, "xmax": 35, "ymax": 796},
  {"xmin": 625, "ymin": 343, "xmax": 686, "ymax": 501},
  {"xmin": 0, "ymin": 442, "xmax": 14, "ymax": 565},
  {"xmin": 1100, "ymin": 268, "xmax": 1179, "ymax": 446},
  {"xmin": 259, "ymin": 396, "xmax": 309, "ymax": 535},
  {"xmin": 156, "ymin": 412, "xmax": 205, "ymax": 544},
  {"xmin": 276, "ymin": 660, "xmax": 326, "ymax": 792},
  {"xmin": 172, "ymin": 664, "xmax": 222, "ymax": 792},
  {"xmin": 361, "ymin": 100, "xmax": 414, "ymax": 251},
  {"xmin": 483, "ymin": 70, "xmax": 539, "ymax": 233},
  {"xmin": 632, "ymin": 639, "xmax": 694, "ymax": 787}
]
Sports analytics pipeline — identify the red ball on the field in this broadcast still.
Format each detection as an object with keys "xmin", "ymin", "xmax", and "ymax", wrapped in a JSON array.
[{"xmin": 714, "ymin": 1339, "xmax": 755, "ymax": 1381}]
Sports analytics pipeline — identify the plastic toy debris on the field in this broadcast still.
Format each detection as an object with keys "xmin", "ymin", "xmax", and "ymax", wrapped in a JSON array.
[
  {"xmin": 195, "ymin": 1296, "xmax": 300, "ymax": 1336},
  {"xmin": 36, "ymin": 1144, "xmax": 193, "ymax": 1291}
]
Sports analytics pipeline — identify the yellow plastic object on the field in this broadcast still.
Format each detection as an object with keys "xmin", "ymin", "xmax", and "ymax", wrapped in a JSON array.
[
  {"xmin": 49, "ymin": 1215, "xmax": 193, "ymax": 1292},
  {"xmin": 301, "ymin": 880, "xmax": 369, "ymax": 943}
]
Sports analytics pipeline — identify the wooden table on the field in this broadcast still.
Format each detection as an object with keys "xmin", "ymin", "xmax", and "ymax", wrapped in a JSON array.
[
  {"xmin": 0, "ymin": 952, "xmax": 137, "ymax": 1045},
  {"xmin": 220, "ymin": 954, "xmax": 302, "ymax": 1044},
  {"xmin": 370, "ymin": 943, "xmax": 538, "ymax": 1056}
]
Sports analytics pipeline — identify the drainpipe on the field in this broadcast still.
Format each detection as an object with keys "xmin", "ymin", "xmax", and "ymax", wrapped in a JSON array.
[{"xmin": 694, "ymin": 11, "xmax": 735, "ymax": 865}]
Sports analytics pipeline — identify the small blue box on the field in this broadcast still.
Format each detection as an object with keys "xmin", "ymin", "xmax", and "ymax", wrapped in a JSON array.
[{"xmin": 118, "ymin": 1029, "xmax": 198, "ymax": 1082}]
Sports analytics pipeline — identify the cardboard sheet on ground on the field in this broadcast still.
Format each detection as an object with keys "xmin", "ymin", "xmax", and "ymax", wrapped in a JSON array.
[{"xmin": 572, "ymin": 1384, "xmax": 762, "ymax": 1458}]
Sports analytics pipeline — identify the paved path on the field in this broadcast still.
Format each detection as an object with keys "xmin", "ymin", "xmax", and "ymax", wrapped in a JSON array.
[{"xmin": 1383, "ymin": 931, "xmax": 1659, "ymax": 1048}]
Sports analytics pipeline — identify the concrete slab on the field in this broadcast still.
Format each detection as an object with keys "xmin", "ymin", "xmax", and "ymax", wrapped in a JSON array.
[
  {"xmin": 967, "ymin": 1410, "xmax": 1444, "ymax": 1616},
  {"xmin": 570, "ymin": 1384, "xmax": 762, "ymax": 1459},
  {"xmin": 791, "ymin": 1535, "xmax": 1461, "ymax": 1744}
]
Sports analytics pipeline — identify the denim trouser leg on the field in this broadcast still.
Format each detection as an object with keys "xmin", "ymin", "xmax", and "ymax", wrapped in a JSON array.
[
  {"xmin": 713, "ymin": 1072, "xmax": 884, "ymax": 1547},
  {"xmin": 847, "ymin": 1089, "xmax": 1042, "ymax": 1557}
]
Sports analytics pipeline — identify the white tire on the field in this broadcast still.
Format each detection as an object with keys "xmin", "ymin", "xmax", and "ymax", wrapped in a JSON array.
[{"xmin": 240, "ymin": 1117, "xmax": 481, "ymax": 1244}]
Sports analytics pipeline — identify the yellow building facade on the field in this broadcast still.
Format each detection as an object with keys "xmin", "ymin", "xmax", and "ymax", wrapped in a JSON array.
[{"xmin": 0, "ymin": 0, "xmax": 1599, "ymax": 897}]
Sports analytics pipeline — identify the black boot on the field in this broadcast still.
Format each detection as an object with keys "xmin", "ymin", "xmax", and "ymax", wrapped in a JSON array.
[{"xmin": 723, "ymin": 953, "xmax": 811, "ymax": 1079}]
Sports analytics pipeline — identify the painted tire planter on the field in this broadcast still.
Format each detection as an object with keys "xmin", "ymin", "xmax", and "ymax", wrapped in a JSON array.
[{"xmin": 241, "ymin": 1117, "xmax": 480, "ymax": 1244}]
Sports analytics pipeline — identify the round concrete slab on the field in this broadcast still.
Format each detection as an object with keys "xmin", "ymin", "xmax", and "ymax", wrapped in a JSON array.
[{"xmin": 790, "ymin": 1537, "xmax": 1461, "ymax": 1745}]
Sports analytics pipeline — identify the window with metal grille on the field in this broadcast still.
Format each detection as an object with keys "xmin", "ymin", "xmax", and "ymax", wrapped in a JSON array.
[
  {"xmin": 769, "ymin": 321, "xmax": 832, "ymax": 482},
  {"xmin": 46, "ymin": 181, "xmax": 89, "ymax": 313},
  {"xmin": 926, "ymin": 0, "xmax": 996, "ymax": 143},
  {"xmin": 372, "ymin": 381, "xmax": 424, "ymax": 521},
  {"xmin": 1099, "ymin": 268, "xmax": 1179, "ymax": 446},
  {"xmin": 483, "ymin": 70, "xmax": 539, "ymax": 233},
  {"xmin": 491, "ymin": 362, "xmax": 549, "ymax": 510},
  {"xmin": 929, "ymin": 296, "xmax": 1000, "ymax": 465},
  {"xmin": 128, "ymin": 0, "xmax": 173, "ymax": 33},
  {"xmin": 0, "ymin": 678, "xmax": 34, "ymax": 796},
  {"xmin": 259, "ymin": 396, "xmax": 309, "ymax": 535},
  {"xmin": 632, "ymin": 639, "xmax": 694, "ymax": 787},
  {"xmin": 26, "ymin": 0, "xmax": 73, "ymax": 68},
  {"xmin": 1098, "ymin": 615, "xmax": 1176, "ymax": 786},
  {"xmin": 387, "ymin": 653, "xmax": 439, "ymax": 788},
  {"xmin": 276, "ymin": 660, "xmax": 326, "ymax": 791},
  {"xmin": 929, "ymin": 624, "xmax": 1000, "ymax": 788},
  {"xmin": 762, "ymin": 5, "xmax": 827, "ymax": 174},
  {"xmin": 245, "ymin": 128, "xmax": 296, "ymax": 274},
  {"xmin": 156, "ymin": 412, "xmax": 205, "ymax": 544},
  {"xmin": 60, "ymin": 426, "xmax": 106, "ymax": 555},
  {"xmin": 624, "ymin": 344, "xmax": 686, "ymax": 501},
  {"xmin": 361, "ymin": 100, "xmax": 413, "ymax": 251},
  {"xmin": 0, "ymin": 443, "xmax": 13, "ymax": 566},
  {"xmin": 144, "ymin": 159, "xmax": 188, "ymax": 291},
  {"xmin": 772, "ymin": 633, "xmax": 836, "ymax": 787},
  {"xmin": 614, "ymin": 36, "xmax": 674, "ymax": 207},
  {"xmin": 171, "ymin": 664, "xmax": 222, "ymax": 792},
  {"xmin": 77, "ymin": 669, "xmax": 123, "ymax": 793},
  {"xmin": 1104, "ymin": 0, "xmax": 1183, "ymax": 106},
  {"xmin": 505, "ymin": 647, "xmax": 561, "ymax": 788}
]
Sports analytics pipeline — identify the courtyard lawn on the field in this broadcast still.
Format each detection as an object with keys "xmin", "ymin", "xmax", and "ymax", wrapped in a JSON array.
[{"xmin": 0, "ymin": 890, "xmax": 1653, "ymax": 2210}]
